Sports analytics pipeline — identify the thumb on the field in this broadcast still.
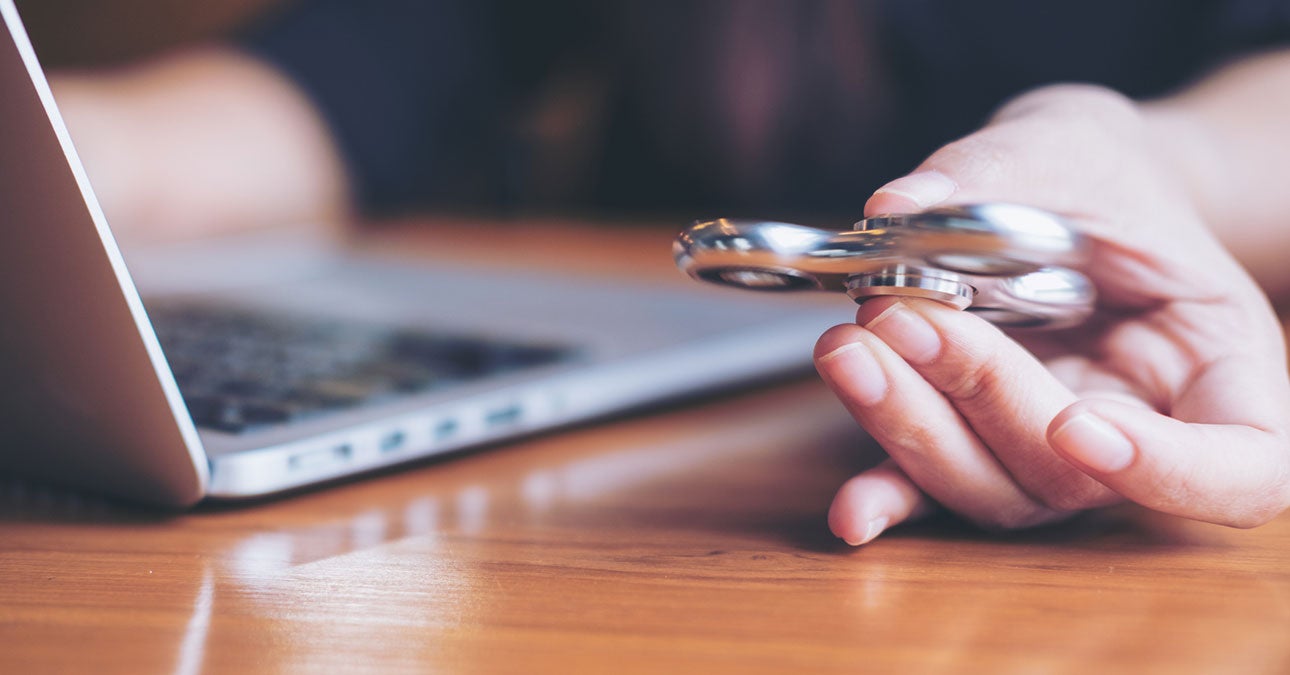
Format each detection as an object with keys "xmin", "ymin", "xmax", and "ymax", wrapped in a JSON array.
[
  {"xmin": 1047, "ymin": 398, "xmax": 1290, "ymax": 528},
  {"xmin": 862, "ymin": 84, "xmax": 1253, "ymax": 308},
  {"xmin": 865, "ymin": 84, "xmax": 1146, "ymax": 218}
]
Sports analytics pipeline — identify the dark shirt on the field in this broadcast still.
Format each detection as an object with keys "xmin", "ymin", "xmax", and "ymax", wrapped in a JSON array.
[{"xmin": 241, "ymin": 1, "xmax": 1290, "ymax": 219}]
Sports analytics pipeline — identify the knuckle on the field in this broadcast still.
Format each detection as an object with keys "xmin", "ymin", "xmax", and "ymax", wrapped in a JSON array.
[
  {"xmin": 936, "ymin": 352, "xmax": 1001, "ymax": 406},
  {"xmin": 1218, "ymin": 491, "xmax": 1284, "ymax": 529},
  {"xmin": 1145, "ymin": 460, "xmax": 1199, "ymax": 512},
  {"xmin": 928, "ymin": 134, "xmax": 1017, "ymax": 186},
  {"xmin": 994, "ymin": 83, "xmax": 1140, "ymax": 129},
  {"xmin": 1149, "ymin": 435, "xmax": 1290, "ymax": 529}
]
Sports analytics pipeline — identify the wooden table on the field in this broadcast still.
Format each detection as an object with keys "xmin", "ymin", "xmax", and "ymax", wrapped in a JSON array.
[{"xmin": 2, "ymin": 220, "xmax": 1288, "ymax": 674}]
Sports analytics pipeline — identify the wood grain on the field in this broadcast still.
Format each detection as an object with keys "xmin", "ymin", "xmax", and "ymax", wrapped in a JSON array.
[{"xmin": 1, "ymin": 219, "xmax": 1288, "ymax": 674}]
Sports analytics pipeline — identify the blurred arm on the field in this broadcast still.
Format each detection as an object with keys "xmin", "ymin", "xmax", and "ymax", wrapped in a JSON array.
[
  {"xmin": 1144, "ymin": 47, "xmax": 1290, "ymax": 297},
  {"xmin": 53, "ymin": 47, "xmax": 350, "ymax": 244}
]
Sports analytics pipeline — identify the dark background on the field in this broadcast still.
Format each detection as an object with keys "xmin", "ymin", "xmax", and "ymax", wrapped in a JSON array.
[{"xmin": 16, "ymin": 0, "xmax": 284, "ymax": 66}]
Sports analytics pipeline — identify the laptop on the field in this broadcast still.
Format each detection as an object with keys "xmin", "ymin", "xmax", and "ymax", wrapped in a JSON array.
[{"xmin": 0, "ymin": 0, "xmax": 841, "ymax": 508}]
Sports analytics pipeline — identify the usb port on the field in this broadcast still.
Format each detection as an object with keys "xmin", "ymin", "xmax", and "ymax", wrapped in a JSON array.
[
  {"xmin": 485, "ymin": 403, "xmax": 523, "ymax": 428},
  {"xmin": 433, "ymin": 418, "xmax": 459, "ymax": 441},
  {"xmin": 289, "ymin": 443, "xmax": 352, "ymax": 471},
  {"xmin": 379, "ymin": 430, "xmax": 407, "ymax": 453}
]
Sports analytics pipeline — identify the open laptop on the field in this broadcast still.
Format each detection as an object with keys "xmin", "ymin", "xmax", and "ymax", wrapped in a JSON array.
[{"xmin": 0, "ymin": 0, "xmax": 842, "ymax": 508}]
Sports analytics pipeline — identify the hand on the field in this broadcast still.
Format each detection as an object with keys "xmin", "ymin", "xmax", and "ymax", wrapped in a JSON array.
[{"xmin": 815, "ymin": 84, "xmax": 1290, "ymax": 545}]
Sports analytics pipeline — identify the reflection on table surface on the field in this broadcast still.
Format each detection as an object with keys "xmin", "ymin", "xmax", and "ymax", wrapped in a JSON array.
[
  {"xmin": 4, "ymin": 220, "xmax": 1290, "ymax": 674},
  {"xmin": 3, "ymin": 377, "xmax": 1289, "ymax": 674}
]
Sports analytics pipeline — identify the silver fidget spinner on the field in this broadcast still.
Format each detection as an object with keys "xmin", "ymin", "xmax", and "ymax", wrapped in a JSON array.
[{"xmin": 673, "ymin": 203, "xmax": 1095, "ymax": 329}]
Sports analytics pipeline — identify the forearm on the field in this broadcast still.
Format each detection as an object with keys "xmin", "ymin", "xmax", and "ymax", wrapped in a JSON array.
[
  {"xmin": 53, "ymin": 48, "xmax": 350, "ymax": 244},
  {"xmin": 1141, "ymin": 48, "xmax": 1290, "ymax": 297}
]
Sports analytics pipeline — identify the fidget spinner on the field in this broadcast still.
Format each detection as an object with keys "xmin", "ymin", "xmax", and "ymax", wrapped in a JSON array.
[{"xmin": 674, "ymin": 203, "xmax": 1095, "ymax": 329}]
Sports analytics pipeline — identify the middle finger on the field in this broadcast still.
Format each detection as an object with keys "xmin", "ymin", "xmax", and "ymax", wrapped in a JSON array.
[{"xmin": 816, "ymin": 324, "xmax": 1058, "ymax": 529}]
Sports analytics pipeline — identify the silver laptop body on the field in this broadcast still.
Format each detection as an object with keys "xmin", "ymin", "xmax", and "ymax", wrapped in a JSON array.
[{"xmin": 0, "ymin": 0, "xmax": 842, "ymax": 507}]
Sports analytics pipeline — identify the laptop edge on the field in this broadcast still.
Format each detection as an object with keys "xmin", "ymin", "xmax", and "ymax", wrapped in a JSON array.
[
  {"xmin": 0, "ymin": 0, "xmax": 843, "ymax": 508},
  {"xmin": 0, "ymin": 0, "xmax": 208, "ymax": 506}
]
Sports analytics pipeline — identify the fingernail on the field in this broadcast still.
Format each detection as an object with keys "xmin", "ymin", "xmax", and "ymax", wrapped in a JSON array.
[
  {"xmin": 859, "ymin": 516, "xmax": 890, "ymax": 545},
  {"xmin": 1050, "ymin": 413, "xmax": 1136, "ymax": 473},
  {"xmin": 864, "ymin": 301, "xmax": 941, "ymax": 364},
  {"xmin": 873, "ymin": 171, "xmax": 958, "ymax": 209},
  {"xmin": 818, "ymin": 342, "xmax": 887, "ymax": 406}
]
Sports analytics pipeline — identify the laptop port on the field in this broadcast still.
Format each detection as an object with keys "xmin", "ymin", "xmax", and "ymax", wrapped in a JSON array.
[
  {"xmin": 289, "ymin": 443, "xmax": 353, "ymax": 472},
  {"xmin": 433, "ymin": 418, "xmax": 459, "ymax": 441},
  {"xmin": 485, "ymin": 403, "xmax": 522, "ymax": 428},
  {"xmin": 379, "ymin": 430, "xmax": 407, "ymax": 453}
]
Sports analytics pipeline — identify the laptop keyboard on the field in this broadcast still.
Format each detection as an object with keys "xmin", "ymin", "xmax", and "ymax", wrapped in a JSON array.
[{"xmin": 148, "ymin": 304, "xmax": 574, "ymax": 434}]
